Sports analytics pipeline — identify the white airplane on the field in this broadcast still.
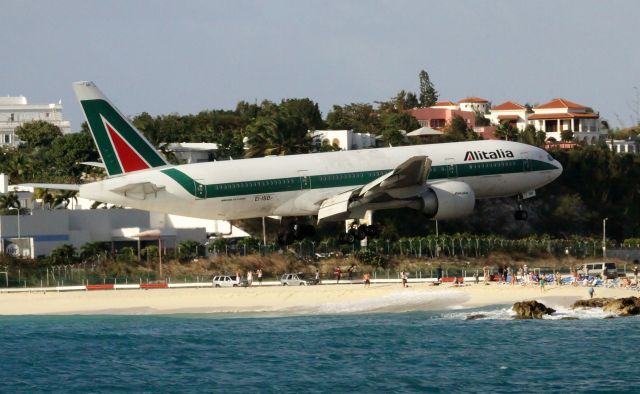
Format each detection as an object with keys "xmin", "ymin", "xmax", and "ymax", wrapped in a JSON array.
[{"xmin": 71, "ymin": 81, "xmax": 562, "ymax": 242}]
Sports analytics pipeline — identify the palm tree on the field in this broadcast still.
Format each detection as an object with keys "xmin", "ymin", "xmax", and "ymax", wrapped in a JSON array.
[
  {"xmin": 80, "ymin": 242, "xmax": 110, "ymax": 264},
  {"xmin": 245, "ymin": 115, "xmax": 312, "ymax": 158},
  {"xmin": 53, "ymin": 190, "xmax": 78, "ymax": 209},
  {"xmin": 33, "ymin": 188, "xmax": 55, "ymax": 209},
  {"xmin": 0, "ymin": 192, "xmax": 21, "ymax": 215}
]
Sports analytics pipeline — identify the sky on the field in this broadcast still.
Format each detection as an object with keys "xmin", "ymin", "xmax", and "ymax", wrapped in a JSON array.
[{"xmin": 1, "ymin": 0, "xmax": 639, "ymax": 131}]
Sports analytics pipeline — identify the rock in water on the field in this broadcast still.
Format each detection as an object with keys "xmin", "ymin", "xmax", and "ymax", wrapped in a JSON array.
[
  {"xmin": 571, "ymin": 297, "xmax": 640, "ymax": 317},
  {"xmin": 603, "ymin": 297, "xmax": 640, "ymax": 316},
  {"xmin": 512, "ymin": 300, "xmax": 556, "ymax": 319},
  {"xmin": 465, "ymin": 314, "xmax": 487, "ymax": 320},
  {"xmin": 571, "ymin": 298, "xmax": 612, "ymax": 309}
]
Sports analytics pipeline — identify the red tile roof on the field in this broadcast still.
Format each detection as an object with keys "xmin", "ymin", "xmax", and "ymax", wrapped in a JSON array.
[
  {"xmin": 528, "ymin": 112, "xmax": 599, "ymax": 120},
  {"xmin": 497, "ymin": 115, "xmax": 520, "ymax": 120},
  {"xmin": 534, "ymin": 98, "xmax": 589, "ymax": 110},
  {"xmin": 458, "ymin": 96, "xmax": 489, "ymax": 104},
  {"xmin": 432, "ymin": 101, "xmax": 457, "ymax": 107},
  {"xmin": 493, "ymin": 101, "xmax": 525, "ymax": 111}
]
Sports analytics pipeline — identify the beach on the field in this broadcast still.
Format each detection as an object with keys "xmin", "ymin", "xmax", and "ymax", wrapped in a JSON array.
[{"xmin": 1, "ymin": 282, "xmax": 637, "ymax": 315}]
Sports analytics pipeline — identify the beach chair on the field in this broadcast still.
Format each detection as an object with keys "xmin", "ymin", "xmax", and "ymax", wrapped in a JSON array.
[{"xmin": 605, "ymin": 278, "xmax": 619, "ymax": 288}]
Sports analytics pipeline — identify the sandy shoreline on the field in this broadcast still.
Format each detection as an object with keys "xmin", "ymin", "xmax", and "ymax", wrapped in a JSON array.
[{"xmin": 0, "ymin": 282, "xmax": 637, "ymax": 316}]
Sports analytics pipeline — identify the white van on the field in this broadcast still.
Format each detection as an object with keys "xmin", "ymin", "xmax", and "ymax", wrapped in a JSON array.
[{"xmin": 576, "ymin": 262, "xmax": 618, "ymax": 279}]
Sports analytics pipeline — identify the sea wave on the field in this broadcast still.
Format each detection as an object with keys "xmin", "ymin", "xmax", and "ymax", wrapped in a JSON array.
[{"xmin": 287, "ymin": 290, "xmax": 471, "ymax": 315}]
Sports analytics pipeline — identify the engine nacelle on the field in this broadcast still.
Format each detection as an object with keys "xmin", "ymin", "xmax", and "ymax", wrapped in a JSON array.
[{"xmin": 418, "ymin": 181, "xmax": 475, "ymax": 220}]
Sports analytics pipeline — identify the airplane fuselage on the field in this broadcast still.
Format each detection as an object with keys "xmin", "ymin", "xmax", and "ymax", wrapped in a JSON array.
[{"xmin": 79, "ymin": 139, "xmax": 562, "ymax": 221}]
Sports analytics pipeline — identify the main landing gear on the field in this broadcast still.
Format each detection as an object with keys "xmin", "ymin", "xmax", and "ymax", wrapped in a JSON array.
[{"xmin": 338, "ymin": 221, "xmax": 379, "ymax": 244}]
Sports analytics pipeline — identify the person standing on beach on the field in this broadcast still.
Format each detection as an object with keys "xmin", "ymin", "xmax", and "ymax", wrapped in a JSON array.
[
  {"xmin": 483, "ymin": 266, "xmax": 489, "ymax": 283},
  {"xmin": 634, "ymin": 265, "xmax": 639, "ymax": 285},
  {"xmin": 539, "ymin": 273, "xmax": 545, "ymax": 292},
  {"xmin": 334, "ymin": 267, "xmax": 341, "ymax": 284},
  {"xmin": 588, "ymin": 286, "xmax": 595, "ymax": 299},
  {"xmin": 363, "ymin": 272, "xmax": 370, "ymax": 288},
  {"xmin": 257, "ymin": 269, "xmax": 263, "ymax": 286},
  {"xmin": 247, "ymin": 270, "xmax": 253, "ymax": 287},
  {"xmin": 473, "ymin": 271, "xmax": 479, "ymax": 284},
  {"xmin": 315, "ymin": 269, "xmax": 320, "ymax": 285},
  {"xmin": 401, "ymin": 271, "xmax": 408, "ymax": 288}
]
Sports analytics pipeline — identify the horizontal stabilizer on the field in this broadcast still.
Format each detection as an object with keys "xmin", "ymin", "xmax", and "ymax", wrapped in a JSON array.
[
  {"xmin": 80, "ymin": 161, "xmax": 106, "ymax": 168},
  {"xmin": 17, "ymin": 183, "xmax": 80, "ymax": 191},
  {"xmin": 109, "ymin": 182, "xmax": 165, "ymax": 200}
]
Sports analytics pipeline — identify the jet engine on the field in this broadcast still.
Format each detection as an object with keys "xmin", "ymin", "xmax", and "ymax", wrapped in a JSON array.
[{"xmin": 417, "ymin": 181, "xmax": 475, "ymax": 220}]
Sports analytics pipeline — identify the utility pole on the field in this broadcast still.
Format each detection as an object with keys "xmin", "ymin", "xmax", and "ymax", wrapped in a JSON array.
[{"xmin": 603, "ymin": 218, "xmax": 608, "ymax": 261}]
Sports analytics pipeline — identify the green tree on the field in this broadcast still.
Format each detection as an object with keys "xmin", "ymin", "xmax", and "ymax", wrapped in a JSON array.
[
  {"xmin": 14, "ymin": 120, "xmax": 62, "ymax": 150},
  {"xmin": 379, "ymin": 112, "xmax": 420, "ymax": 146},
  {"xmin": 53, "ymin": 190, "xmax": 79, "ymax": 209},
  {"xmin": 244, "ymin": 114, "xmax": 312, "ymax": 157},
  {"xmin": 326, "ymin": 103, "xmax": 380, "ymax": 133},
  {"xmin": 560, "ymin": 129, "xmax": 574, "ymax": 141},
  {"xmin": 495, "ymin": 122, "xmax": 519, "ymax": 141},
  {"xmin": 177, "ymin": 240, "xmax": 204, "ymax": 262},
  {"xmin": 49, "ymin": 244, "xmax": 77, "ymax": 265},
  {"xmin": 0, "ymin": 192, "xmax": 21, "ymax": 215},
  {"xmin": 518, "ymin": 124, "xmax": 546, "ymax": 147},
  {"xmin": 439, "ymin": 116, "xmax": 479, "ymax": 142},
  {"xmin": 418, "ymin": 70, "xmax": 438, "ymax": 107},
  {"xmin": 80, "ymin": 241, "xmax": 110, "ymax": 263}
]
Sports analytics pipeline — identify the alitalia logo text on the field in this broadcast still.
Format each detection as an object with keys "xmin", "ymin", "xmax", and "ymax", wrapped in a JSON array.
[{"xmin": 464, "ymin": 149, "xmax": 514, "ymax": 161}]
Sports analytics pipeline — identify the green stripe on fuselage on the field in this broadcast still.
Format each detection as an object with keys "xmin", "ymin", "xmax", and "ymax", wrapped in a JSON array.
[{"xmin": 161, "ymin": 159, "xmax": 558, "ymax": 199}]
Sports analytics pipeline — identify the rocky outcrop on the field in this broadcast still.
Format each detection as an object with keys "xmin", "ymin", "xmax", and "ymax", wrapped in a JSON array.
[
  {"xmin": 571, "ymin": 296, "xmax": 640, "ymax": 317},
  {"xmin": 571, "ymin": 298, "xmax": 612, "ymax": 309},
  {"xmin": 603, "ymin": 297, "xmax": 640, "ymax": 316},
  {"xmin": 465, "ymin": 314, "xmax": 487, "ymax": 320},
  {"xmin": 512, "ymin": 300, "xmax": 556, "ymax": 319}
]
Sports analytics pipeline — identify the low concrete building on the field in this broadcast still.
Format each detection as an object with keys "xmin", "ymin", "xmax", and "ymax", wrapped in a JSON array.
[{"xmin": 311, "ymin": 130, "xmax": 377, "ymax": 150}]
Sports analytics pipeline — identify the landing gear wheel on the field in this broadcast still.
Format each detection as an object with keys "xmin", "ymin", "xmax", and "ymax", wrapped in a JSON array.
[
  {"xmin": 345, "ymin": 232, "xmax": 356, "ymax": 244},
  {"xmin": 363, "ymin": 225, "xmax": 379, "ymax": 238},
  {"xmin": 515, "ymin": 210, "xmax": 528, "ymax": 221},
  {"xmin": 356, "ymin": 226, "xmax": 368, "ymax": 241}
]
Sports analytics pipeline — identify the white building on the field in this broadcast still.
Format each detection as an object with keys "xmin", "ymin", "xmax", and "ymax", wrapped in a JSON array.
[
  {"xmin": 486, "ymin": 101, "xmax": 529, "ymax": 131},
  {"xmin": 311, "ymin": 130, "xmax": 377, "ymax": 150},
  {"xmin": 527, "ymin": 98, "xmax": 603, "ymax": 144},
  {"xmin": 606, "ymin": 139, "xmax": 638, "ymax": 154},
  {"xmin": 0, "ymin": 95, "xmax": 71, "ymax": 147},
  {"xmin": 457, "ymin": 97, "xmax": 490, "ymax": 113}
]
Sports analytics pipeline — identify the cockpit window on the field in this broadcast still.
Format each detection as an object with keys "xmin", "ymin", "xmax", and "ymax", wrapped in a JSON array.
[{"xmin": 547, "ymin": 154, "xmax": 554, "ymax": 161}]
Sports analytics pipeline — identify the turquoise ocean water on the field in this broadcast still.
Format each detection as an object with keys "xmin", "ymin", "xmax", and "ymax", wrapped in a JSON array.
[{"xmin": 1, "ymin": 308, "xmax": 639, "ymax": 393}]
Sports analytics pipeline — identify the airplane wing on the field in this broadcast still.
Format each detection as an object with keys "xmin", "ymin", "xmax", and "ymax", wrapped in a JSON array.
[
  {"xmin": 109, "ymin": 182, "xmax": 165, "ymax": 200},
  {"xmin": 318, "ymin": 156, "xmax": 431, "ymax": 222}
]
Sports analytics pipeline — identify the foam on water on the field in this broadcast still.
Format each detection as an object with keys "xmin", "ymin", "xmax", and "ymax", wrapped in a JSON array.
[
  {"xmin": 443, "ymin": 301, "xmax": 615, "ymax": 320},
  {"xmin": 288, "ymin": 289, "xmax": 470, "ymax": 315}
]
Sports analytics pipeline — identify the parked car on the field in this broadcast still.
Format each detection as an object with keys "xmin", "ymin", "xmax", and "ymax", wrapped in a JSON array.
[
  {"xmin": 280, "ymin": 273, "xmax": 308, "ymax": 286},
  {"xmin": 212, "ymin": 275, "xmax": 240, "ymax": 287},
  {"xmin": 576, "ymin": 262, "xmax": 618, "ymax": 279}
]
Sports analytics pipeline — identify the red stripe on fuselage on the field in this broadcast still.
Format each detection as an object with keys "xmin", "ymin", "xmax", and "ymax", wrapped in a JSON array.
[{"xmin": 106, "ymin": 123, "xmax": 150, "ymax": 172}]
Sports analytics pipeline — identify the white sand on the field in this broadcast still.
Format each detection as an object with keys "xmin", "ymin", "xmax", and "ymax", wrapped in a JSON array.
[{"xmin": 0, "ymin": 282, "xmax": 636, "ymax": 316}]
